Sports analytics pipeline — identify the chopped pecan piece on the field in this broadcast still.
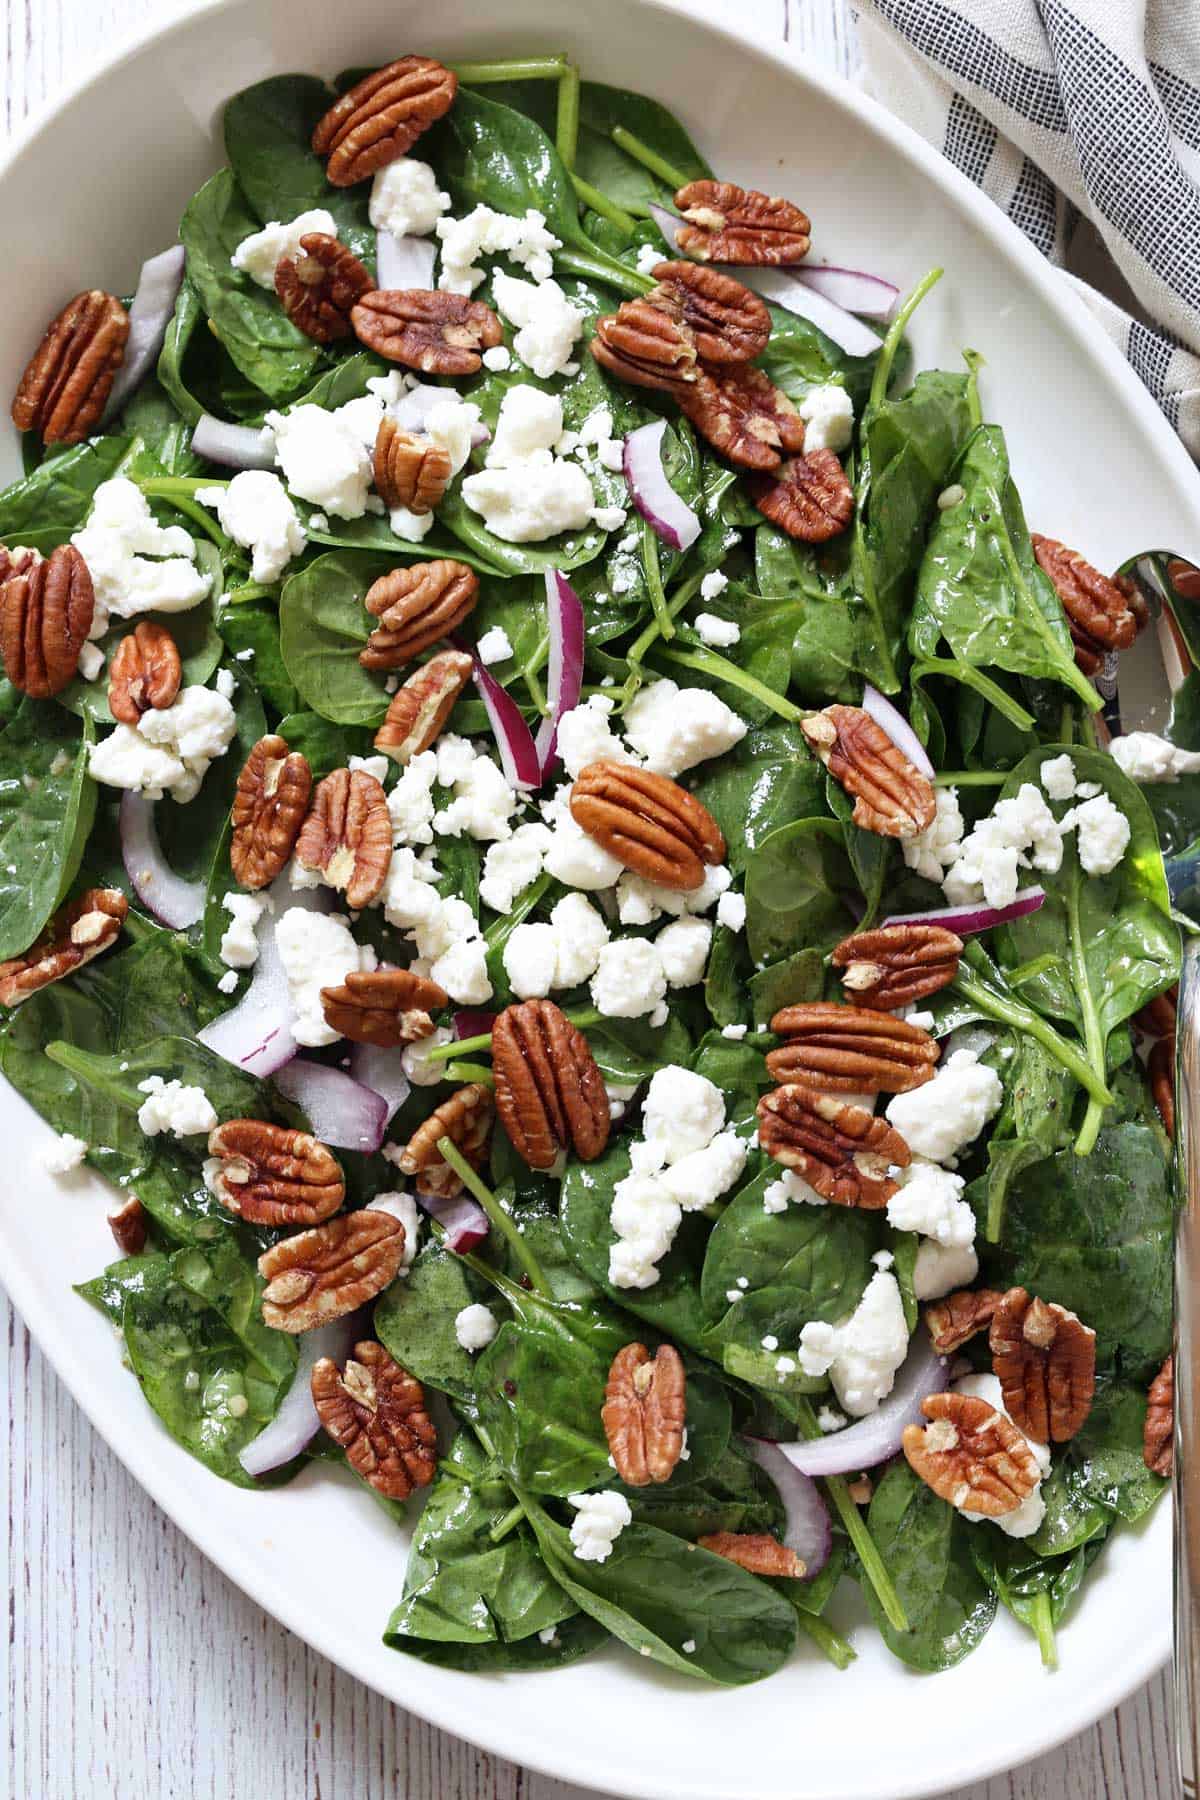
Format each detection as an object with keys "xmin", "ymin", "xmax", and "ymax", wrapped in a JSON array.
[
  {"xmin": 311, "ymin": 1339, "xmax": 437, "ymax": 1498},
  {"xmin": 569, "ymin": 761, "xmax": 725, "ymax": 891},
  {"xmin": 295, "ymin": 766, "xmax": 392, "ymax": 908},
  {"xmin": 108, "ymin": 621, "xmax": 182, "ymax": 723},
  {"xmin": 756, "ymin": 1083, "xmax": 910, "ymax": 1208},
  {"xmin": 320, "ymin": 967, "xmax": 447, "ymax": 1048},
  {"xmin": 645, "ymin": 260, "xmax": 770, "ymax": 364},
  {"xmin": 801, "ymin": 703, "xmax": 936, "ymax": 839},
  {"xmin": 1144, "ymin": 1355, "xmax": 1173, "ymax": 1477},
  {"xmin": 602, "ymin": 1342, "xmax": 687, "ymax": 1486},
  {"xmin": 1149, "ymin": 1034, "xmax": 1175, "ymax": 1139},
  {"xmin": 275, "ymin": 234, "xmax": 372, "ymax": 343},
  {"xmin": 107, "ymin": 1195, "xmax": 147, "ymax": 1257},
  {"xmin": 373, "ymin": 417, "xmax": 452, "ymax": 515},
  {"xmin": 1032, "ymin": 534, "xmax": 1147, "ymax": 673},
  {"xmin": 903, "ymin": 1391, "xmax": 1041, "ymax": 1518},
  {"xmin": 673, "ymin": 180, "xmax": 811, "ymax": 265},
  {"xmin": 230, "ymin": 734, "xmax": 313, "ymax": 890},
  {"xmin": 352, "ymin": 289, "xmax": 502, "ymax": 376},
  {"xmin": 312, "ymin": 56, "xmax": 458, "ymax": 186},
  {"xmin": 397, "ymin": 1083, "xmax": 494, "ymax": 1199},
  {"xmin": 923, "ymin": 1288, "xmax": 1004, "ymax": 1356},
  {"xmin": 0, "ymin": 542, "xmax": 94, "ymax": 697},
  {"xmin": 374, "ymin": 647, "xmax": 474, "ymax": 763},
  {"xmin": 591, "ymin": 300, "xmax": 698, "ymax": 393},
  {"xmin": 697, "ymin": 1531, "xmax": 804, "ymax": 1577},
  {"xmin": 258, "ymin": 1209, "xmax": 405, "ymax": 1332},
  {"xmin": 678, "ymin": 365, "xmax": 806, "ymax": 471},
  {"xmin": 360, "ymin": 559, "xmax": 479, "ymax": 671},
  {"xmin": 989, "ymin": 1287, "xmax": 1096, "ymax": 1444},
  {"xmin": 1134, "ymin": 986, "xmax": 1177, "ymax": 1040},
  {"xmin": 0, "ymin": 887, "xmax": 127, "ymax": 1007},
  {"xmin": 750, "ymin": 448, "xmax": 854, "ymax": 542},
  {"xmin": 206, "ymin": 1119, "xmax": 345, "ymax": 1227},
  {"xmin": 766, "ymin": 1001, "xmax": 940, "ymax": 1094},
  {"xmin": 491, "ymin": 999, "xmax": 610, "ymax": 1170},
  {"xmin": 12, "ymin": 290, "xmax": 129, "ymax": 443},
  {"xmin": 832, "ymin": 922, "xmax": 963, "ymax": 1011},
  {"xmin": 0, "ymin": 546, "xmax": 36, "ymax": 584}
]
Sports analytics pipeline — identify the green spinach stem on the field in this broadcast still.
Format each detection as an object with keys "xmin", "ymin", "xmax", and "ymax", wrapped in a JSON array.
[
  {"xmin": 430, "ymin": 1031, "xmax": 492, "ymax": 1061},
  {"xmin": 869, "ymin": 267, "xmax": 943, "ymax": 411},
  {"xmin": 641, "ymin": 520, "xmax": 676, "ymax": 641},
  {"xmin": 610, "ymin": 124, "xmax": 689, "ymax": 192},
  {"xmin": 1029, "ymin": 1590, "xmax": 1058, "ymax": 1669},
  {"xmin": 623, "ymin": 570, "xmax": 705, "ymax": 690},
  {"xmin": 910, "ymin": 657, "xmax": 1034, "ymax": 733},
  {"xmin": 932, "ymin": 770, "xmax": 1005, "ymax": 787},
  {"xmin": 555, "ymin": 245, "xmax": 653, "ymax": 298},
  {"xmin": 224, "ymin": 580, "xmax": 275, "ymax": 606},
  {"xmin": 450, "ymin": 55, "xmax": 567, "ymax": 83},
  {"xmin": 555, "ymin": 60, "xmax": 581, "ymax": 170},
  {"xmin": 1066, "ymin": 879, "xmax": 1109, "ymax": 1154},
  {"xmin": 951, "ymin": 967, "xmax": 1111, "ymax": 1107},
  {"xmin": 655, "ymin": 645, "xmax": 804, "ymax": 722},
  {"xmin": 435, "ymin": 1136, "xmax": 553, "ymax": 1297},
  {"xmin": 138, "ymin": 477, "xmax": 231, "ymax": 552},
  {"xmin": 792, "ymin": 1398, "xmax": 908, "ymax": 1633},
  {"xmin": 570, "ymin": 172, "xmax": 636, "ymax": 235},
  {"xmin": 444, "ymin": 1060, "xmax": 496, "ymax": 1087},
  {"xmin": 794, "ymin": 1610, "xmax": 857, "ymax": 1671},
  {"xmin": 489, "ymin": 1501, "xmax": 525, "ymax": 1544}
]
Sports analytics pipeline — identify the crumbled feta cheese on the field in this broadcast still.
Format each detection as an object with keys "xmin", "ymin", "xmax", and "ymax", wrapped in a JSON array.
[
  {"xmin": 231, "ymin": 208, "xmax": 337, "ymax": 286},
  {"xmin": 136, "ymin": 1077, "xmax": 217, "ymax": 1139},
  {"xmin": 543, "ymin": 806, "xmax": 624, "ymax": 890},
  {"xmin": 479, "ymin": 822, "xmax": 553, "ymax": 913},
  {"xmin": 1109, "ymin": 731, "xmax": 1200, "ymax": 783},
  {"xmin": 1061, "ymin": 791, "xmax": 1131, "ymax": 876},
  {"xmin": 954, "ymin": 1372, "xmax": 1051, "ymax": 1538},
  {"xmin": 436, "ymin": 204, "xmax": 561, "ymax": 294},
  {"xmin": 367, "ymin": 1192, "xmax": 420, "ymax": 1271},
  {"xmin": 196, "ymin": 471, "xmax": 306, "ymax": 584},
  {"xmin": 912, "ymin": 1239, "xmax": 980, "ymax": 1301},
  {"xmin": 722, "ymin": 1022, "xmax": 748, "ymax": 1041},
  {"xmin": 818, "ymin": 1405, "xmax": 848, "ymax": 1433},
  {"xmin": 762, "ymin": 1169, "xmax": 828, "ymax": 1212},
  {"xmin": 608, "ymin": 1173, "xmax": 681, "ymax": 1288},
  {"xmin": 77, "ymin": 641, "xmax": 105, "ymax": 682},
  {"xmin": 694, "ymin": 611, "xmax": 740, "ymax": 647},
  {"xmin": 368, "ymin": 158, "xmax": 449, "ymax": 238},
  {"xmin": 381, "ymin": 848, "xmax": 442, "ymax": 934},
  {"xmin": 635, "ymin": 241, "xmax": 665, "ymax": 276},
  {"xmin": 641, "ymin": 1066, "xmax": 727, "ymax": 1167},
  {"xmin": 797, "ymin": 1270, "xmax": 909, "ymax": 1416},
  {"xmin": 886, "ymin": 1157, "xmax": 976, "ymax": 1247},
  {"xmin": 430, "ymin": 935, "xmax": 493, "ymax": 1006},
  {"xmin": 609, "ymin": 1067, "xmax": 738, "ymax": 1286},
  {"xmin": 615, "ymin": 862, "xmax": 732, "ymax": 925},
  {"xmin": 488, "ymin": 385, "xmax": 564, "ymax": 465},
  {"xmin": 623, "ymin": 678, "xmax": 746, "ymax": 776},
  {"xmin": 549, "ymin": 892, "xmax": 611, "ymax": 988},
  {"xmin": 715, "ymin": 890, "xmax": 746, "ymax": 933},
  {"xmin": 481, "ymin": 344, "xmax": 511, "ymax": 372},
  {"xmin": 402, "ymin": 1025, "xmax": 453, "ymax": 1086},
  {"xmin": 492, "ymin": 271, "xmax": 585, "ymax": 379},
  {"xmin": 71, "ymin": 478, "xmax": 210, "ymax": 627},
  {"xmin": 275, "ymin": 908, "xmax": 376, "ymax": 1046},
  {"xmin": 219, "ymin": 891, "xmax": 268, "ymax": 969},
  {"xmin": 387, "ymin": 752, "xmax": 439, "ymax": 846},
  {"xmin": 556, "ymin": 695, "xmax": 636, "ymax": 779},
  {"xmin": 902, "ymin": 786, "xmax": 964, "ymax": 884},
  {"xmin": 1040, "ymin": 753, "xmax": 1078, "ymax": 801},
  {"xmin": 461, "ymin": 459, "xmax": 594, "ymax": 543},
  {"xmin": 503, "ymin": 921, "xmax": 560, "ymax": 999},
  {"xmin": 42, "ymin": 1132, "xmax": 88, "ymax": 1174},
  {"xmin": 797, "ymin": 383, "xmax": 854, "ymax": 453},
  {"xmin": 700, "ymin": 570, "xmax": 729, "ymax": 602},
  {"xmin": 454, "ymin": 1302, "xmax": 499, "ymax": 1352},
  {"xmin": 267, "ymin": 404, "xmax": 373, "ymax": 519},
  {"xmin": 655, "ymin": 915, "xmax": 712, "ymax": 987},
  {"xmin": 475, "ymin": 625, "xmax": 513, "ymax": 665},
  {"xmin": 217, "ymin": 970, "xmax": 239, "ymax": 995},
  {"xmin": 590, "ymin": 937, "xmax": 667, "ymax": 1019},
  {"xmin": 605, "ymin": 1081, "xmax": 638, "ymax": 1121},
  {"xmin": 658, "ymin": 1130, "xmax": 748, "ymax": 1209},
  {"xmin": 943, "ymin": 783, "xmax": 1063, "ymax": 910},
  {"xmin": 434, "ymin": 739, "xmax": 520, "ymax": 842},
  {"xmin": 567, "ymin": 1489, "xmax": 631, "ymax": 1563},
  {"xmin": 885, "ymin": 1049, "xmax": 1003, "ymax": 1163},
  {"xmin": 90, "ymin": 682, "xmax": 237, "ymax": 803}
]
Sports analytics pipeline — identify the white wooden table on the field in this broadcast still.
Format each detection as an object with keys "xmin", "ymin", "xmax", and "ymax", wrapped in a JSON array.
[{"xmin": 0, "ymin": 1, "xmax": 1178, "ymax": 1794}]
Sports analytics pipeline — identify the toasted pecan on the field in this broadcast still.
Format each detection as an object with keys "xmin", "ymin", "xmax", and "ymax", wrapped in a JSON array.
[
  {"xmin": 750, "ymin": 448, "xmax": 854, "ymax": 542},
  {"xmin": 569, "ymin": 761, "xmax": 725, "ymax": 891},
  {"xmin": 12, "ymin": 290, "xmax": 129, "ymax": 443},
  {"xmin": 602, "ymin": 1343, "xmax": 687, "ymax": 1486},
  {"xmin": 397, "ymin": 1083, "xmax": 493, "ymax": 1199},
  {"xmin": 0, "ymin": 543, "xmax": 94, "ymax": 698},
  {"xmin": 374, "ymin": 648, "xmax": 474, "ymax": 762},
  {"xmin": 320, "ymin": 967, "xmax": 447, "ymax": 1048},
  {"xmin": 903, "ymin": 1391, "xmax": 1042, "ymax": 1517},
  {"xmin": 989, "ymin": 1287, "xmax": 1096, "ymax": 1444},
  {"xmin": 0, "ymin": 888, "xmax": 126, "ymax": 1008},
  {"xmin": 294, "ymin": 766, "xmax": 392, "ymax": 908},
  {"xmin": 832, "ymin": 923, "xmax": 962, "ymax": 1012},
  {"xmin": 275, "ymin": 233, "xmax": 372, "ymax": 343},
  {"xmin": 491, "ymin": 1000, "xmax": 610, "ymax": 1170},
  {"xmin": 360, "ymin": 559, "xmax": 479, "ymax": 671},
  {"xmin": 206, "ymin": 1119, "xmax": 345, "ymax": 1227},
  {"xmin": 697, "ymin": 1531, "xmax": 804, "ymax": 1577},
  {"xmin": 231, "ymin": 734, "xmax": 313, "ymax": 890},
  {"xmin": 645, "ymin": 260, "xmax": 771, "ymax": 364},
  {"xmin": 311, "ymin": 1340, "xmax": 437, "ymax": 1498},
  {"xmin": 258, "ymin": 1210, "xmax": 406, "ymax": 1332},
  {"xmin": 352, "ymin": 289, "xmax": 502, "ymax": 376},
  {"xmin": 108, "ymin": 621, "xmax": 181, "ymax": 723},
  {"xmin": 673, "ymin": 180, "xmax": 811, "ymax": 265},
  {"xmin": 801, "ymin": 703, "xmax": 936, "ymax": 839},
  {"xmin": 312, "ymin": 57, "xmax": 457, "ymax": 186},
  {"xmin": 1144, "ymin": 1356, "xmax": 1173, "ymax": 1477},
  {"xmin": 373, "ymin": 416, "xmax": 452, "ymax": 515},
  {"xmin": 756, "ymin": 1083, "xmax": 910, "ymax": 1208}
]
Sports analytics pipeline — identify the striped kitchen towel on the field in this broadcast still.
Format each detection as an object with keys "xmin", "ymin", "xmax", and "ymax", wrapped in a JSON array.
[{"xmin": 853, "ymin": 0, "xmax": 1200, "ymax": 456}]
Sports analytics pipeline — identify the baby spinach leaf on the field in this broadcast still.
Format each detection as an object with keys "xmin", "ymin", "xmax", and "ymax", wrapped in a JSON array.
[
  {"xmin": 1068, "ymin": 1378, "xmax": 1168, "ymax": 1523},
  {"xmin": 0, "ymin": 701, "xmax": 95, "ymax": 962},
  {"xmin": 0, "ymin": 436, "xmax": 134, "ymax": 550},
  {"xmin": 275, "ymin": 709, "xmax": 372, "ymax": 776},
  {"xmin": 969, "ymin": 1530, "xmax": 1103, "ymax": 1665},
  {"xmin": 748, "ymin": 948, "xmax": 827, "ymax": 1023},
  {"xmin": 219, "ymin": 602, "xmax": 299, "ymax": 718},
  {"xmin": 1026, "ymin": 1461, "xmax": 1112, "ymax": 1557},
  {"xmin": 112, "ymin": 373, "xmax": 205, "ymax": 477},
  {"xmin": 863, "ymin": 1459, "xmax": 997, "ymax": 1671},
  {"xmin": 576, "ymin": 82, "xmax": 711, "ymax": 209},
  {"xmin": 426, "ymin": 88, "xmax": 591, "ymax": 257},
  {"xmin": 279, "ymin": 549, "xmax": 390, "ymax": 725},
  {"xmin": 157, "ymin": 278, "xmax": 206, "ymax": 425},
  {"xmin": 627, "ymin": 1442, "xmax": 783, "ymax": 1543},
  {"xmin": 744, "ymin": 818, "xmax": 857, "ymax": 968},
  {"xmin": 78, "ymin": 1251, "xmax": 172, "ymax": 1324},
  {"xmin": 223, "ymin": 75, "xmax": 373, "ymax": 259},
  {"xmin": 586, "ymin": 1011, "xmax": 693, "ymax": 1082},
  {"xmin": 751, "ymin": 528, "xmax": 862, "ymax": 704},
  {"xmin": 690, "ymin": 723, "xmax": 824, "ymax": 879},
  {"xmin": 45, "ymin": 1031, "xmax": 267, "ymax": 1130},
  {"xmin": 374, "ymin": 1239, "xmax": 493, "ymax": 1404}
]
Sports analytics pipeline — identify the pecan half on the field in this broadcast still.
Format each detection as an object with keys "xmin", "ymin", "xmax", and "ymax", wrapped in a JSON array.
[
  {"xmin": 374, "ymin": 647, "xmax": 474, "ymax": 762},
  {"xmin": 923, "ymin": 1288, "xmax": 1004, "ymax": 1356},
  {"xmin": 1032, "ymin": 534, "xmax": 1147, "ymax": 672},
  {"xmin": 1, "ymin": 543, "xmax": 94, "ymax": 697},
  {"xmin": 569, "ymin": 761, "xmax": 725, "ymax": 891},
  {"xmin": 320, "ymin": 967, "xmax": 447, "ymax": 1048},
  {"xmin": 492, "ymin": 999, "xmax": 610, "ymax": 1170},
  {"xmin": 311, "ymin": 1339, "xmax": 437, "ymax": 1498},
  {"xmin": 107, "ymin": 1195, "xmax": 147, "ymax": 1257},
  {"xmin": 832, "ymin": 923, "xmax": 963, "ymax": 1011},
  {"xmin": 373, "ymin": 416, "xmax": 452, "ymax": 515},
  {"xmin": 766, "ymin": 1002, "xmax": 940, "ymax": 1094},
  {"xmin": 750, "ymin": 448, "xmax": 855, "ymax": 542},
  {"xmin": 295, "ymin": 767, "xmax": 392, "ymax": 908},
  {"xmin": 989, "ymin": 1287, "xmax": 1096, "ymax": 1444},
  {"xmin": 12, "ymin": 290, "xmax": 129, "ymax": 443},
  {"xmin": 1149, "ymin": 1034, "xmax": 1175, "ymax": 1139},
  {"xmin": 230, "ymin": 734, "xmax": 313, "ymax": 890},
  {"xmin": 352, "ymin": 290, "xmax": 502, "ymax": 376},
  {"xmin": 1135, "ymin": 986, "xmax": 1177, "ymax": 1040},
  {"xmin": 591, "ymin": 300, "xmax": 698, "ymax": 393},
  {"xmin": 258, "ymin": 1209, "xmax": 405, "ymax": 1332},
  {"xmin": 312, "ymin": 57, "xmax": 458, "ymax": 186},
  {"xmin": 108, "ymin": 621, "xmax": 182, "ymax": 723},
  {"xmin": 903, "ymin": 1391, "xmax": 1042, "ymax": 1518},
  {"xmin": 645, "ymin": 260, "xmax": 770, "ymax": 364},
  {"xmin": 674, "ymin": 180, "xmax": 811, "ymax": 265},
  {"xmin": 697, "ymin": 1531, "xmax": 804, "ymax": 1577},
  {"xmin": 756, "ymin": 1083, "xmax": 910, "ymax": 1208},
  {"xmin": 360, "ymin": 559, "xmax": 479, "ymax": 671},
  {"xmin": 206, "ymin": 1119, "xmax": 345, "ymax": 1227},
  {"xmin": 275, "ymin": 234, "xmax": 372, "ymax": 343},
  {"xmin": 397, "ymin": 1083, "xmax": 494, "ymax": 1199},
  {"xmin": 801, "ymin": 704, "xmax": 936, "ymax": 839},
  {"xmin": 602, "ymin": 1342, "xmax": 686, "ymax": 1486},
  {"xmin": 1144, "ymin": 1355, "xmax": 1173, "ymax": 1477},
  {"xmin": 678, "ymin": 365, "xmax": 806, "ymax": 471},
  {"xmin": 0, "ymin": 888, "xmax": 126, "ymax": 1007}
]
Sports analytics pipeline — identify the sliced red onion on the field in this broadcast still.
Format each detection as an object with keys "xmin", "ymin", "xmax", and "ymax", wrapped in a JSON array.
[
  {"xmin": 454, "ymin": 1009, "xmax": 496, "ymax": 1039},
  {"xmin": 534, "ymin": 570, "xmax": 586, "ymax": 776},
  {"xmin": 473, "ymin": 660, "xmax": 541, "ymax": 791},
  {"xmin": 348, "ymin": 1042, "xmax": 411, "ymax": 1127},
  {"xmin": 390, "ymin": 380, "xmax": 489, "ymax": 449},
  {"xmin": 622, "ymin": 419, "xmax": 700, "ymax": 553},
  {"xmin": 883, "ymin": 889, "xmax": 1046, "ymax": 935},
  {"xmin": 191, "ymin": 413, "xmax": 277, "ymax": 470},
  {"xmin": 742, "ymin": 1439, "xmax": 832, "ymax": 1578},
  {"xmin": 119, "ymin": 791, "xmax": 205, "ymax": 928},
  {"xmin": 273, "ymin": 1059, "xmax": 388, "ymax": 1153},
  {"xmin": 238, "ymin": 1314, "xmax": 360, "ymax": 1477},
  {"xmin": 768, "ymin": 1330, "xmax": 948, "ymax": 1479},
  {"xmin": 198, "ymin": 874, "xmax": 325, "ymax": 1079},
  {"xmin": 790, "ymin": 264, "xmax": 898, "ymax": 321},
  {"xmin": 416, "ymin": 1189, "xmax": 490, "ymax": 1254},
  {"xmin": 862, "ymin": 683, "xmax": 935, "ymax": 778},
  {"xmin": 104, "ymin": 244, "xmax": 187, "ymax": 422},
  {"xmin": 375, "ymin": 230, "xmax": 436, "ymax": 290},
  {"xmin": 647, "ymin": 202, "xmax": 686, "ymax": 257}
]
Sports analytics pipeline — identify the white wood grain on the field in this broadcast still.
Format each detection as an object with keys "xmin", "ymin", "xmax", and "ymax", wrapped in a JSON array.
[{"xmin": 0, "ymin": 1, "xmax": 1176, "ymax": 1795}]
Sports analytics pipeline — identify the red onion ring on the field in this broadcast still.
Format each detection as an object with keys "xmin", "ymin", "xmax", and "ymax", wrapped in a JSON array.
[
  {"xmin": 273, "ymin": 1059, "xmax": 389, "ymax": 1153},
  {"xmin": 347, "ymin": 1042, "xmax": 411, "ymax": 1127},
  {"xmin": 375, "ymin": 230, "xmax": 436, "ymax": 290},
  {"xmin": 473, "ymin": 660, "xmax": 541, "ymax": 791},
  {"xmin": 884, "ymin": 889, "xmax": 1046, "ymax": 935},
  {"xmin": 238, "ymin": 1312, "xmax": 362, "ymax": 1477},
  {"xmin": 416, "ymin": 1189, "xmax": 490, "ymax": 1254},
  {"xmin": 119, "ymin": 791, "xmax": 205, "ymax": 928},
  {"xmin": 862, "ymin": 682, "xmax": 935, "ymax": 778},
  {"xmin": 454, "ymin": 1009, "xmax": 496, "ymax": 1039},
  {"xmin": 534, "ymin": 570, "xmax": 585, "ymax": 776},
  {"xmin": 622, "ymin": 419, "xmax": 700, "ymax": 552},
  {"xmin": 768, "ymin": 1329, "xmax": 948, "ymax": 1478},
  {"xmin": 742, "ymin": 1439, "xmax": 832, "ymax": 1577},
  {"xmin": 787, "ymin": 264, "xmax": 898, "ymax": 321},
  {"xmin": 191, "ymin": 414, "xmax": 277, "ymax": 470},
  {"xmin": 103, "ymin": 244, "xmax": 187, "ymax": 422}
]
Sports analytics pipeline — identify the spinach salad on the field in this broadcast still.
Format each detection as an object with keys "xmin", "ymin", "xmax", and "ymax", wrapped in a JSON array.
[{"xmin": 0, "ymin": 50, "xmax": 1184, "ymax": 1686}]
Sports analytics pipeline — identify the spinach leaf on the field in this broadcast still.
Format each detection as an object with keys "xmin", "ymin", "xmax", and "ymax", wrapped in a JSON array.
[
  {"xmin": 0, "ymin": 436, "xmax": 134, "ymax": 550},
  {"xmin": 223, "ymin": 75, "xmax": 373, "ymax": 258},
  {"xmin": 275, "ymin": 709, "xmax": 373, "ymax": 776},
  {"xmin": 1026, "ymin": 1461, "xmax": 1112, "ymax": 1557},
  {"xmin": 744, "ymin": 818, "xmax": 857, "ymax": 967},
  {"xmin": 684, "ymin": 723, "xmax": 824, "ymax": 878},
  {"xmin": 0, "ymin": 701, "xmax": 95, "ymax": 962},
  {"xmin": 1068, "ymin": 1378, "xmax": 1169, "ymax": 1523},
  {"xmin": 219, "ymin": 603, "xmax": 299, "ymax": 717},
  {"xmin": 575, "ymin": 82, "xmax": 710, "ymax": 209},
  {"xmin": 969, "ymin": 1530, "xmax": 1103, "ymax": 1665},
  {"xmin": 863, "ymin": 1459, "xmax": 997, "ymax": 1671},
  {"xmin": 157, "ymin": 278, "xmax": 206, "ymax": 425},
  {"xmin": 279, "ymin": 549, "xmax": 390, "ymax": 725},
  {"xmin": 627, "ymin": 1442, "xmax": 783, "ymax": 1543},
  {"xmin": 751, "ymin": 528, "xmax": 862, "ymax": 703},
  {"xmin": 980, "ymin": 1029, "xmax": 1078, "ymax": 1242},
  {"xmin": 586, "ymin": 1010, "xmax": 693, "ymax": 1082},
  {"xmin": 748, "ymin": 948, "xmax": 827, "ymax": 1022},
  {"xmin": 78, "ymin": 1251, "xmax": 172, "ymax": 1324},
  {"xmin": 45, "ymin": 1031, "xmax": 267, "ymax": 1130},
  {"xmin": 426, "ymin": 88, "xmax": 591, "ymax": 257},
  {"xmin": 374, "ymin": 1238, "xmax": 493, "ymax": 1404}
]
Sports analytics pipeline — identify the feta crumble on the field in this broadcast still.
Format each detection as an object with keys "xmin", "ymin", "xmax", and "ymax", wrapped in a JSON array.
[
  {"xmin": 492, "ymin": 271, "xmax": 584, "ymax": 379},
  {"xmin": 694, "ymin": 612, "xmax": 741, "ymax": 648},
  {"xmin": 368, "ymin": 158, "xmax": 449, "ymax": 238},
  {"xmin": 454, "ymin": 1303, "xmax": 498, "ymax": 1352},
  {"xmin": 797, "ymin": 1269, "xmax": 909, "ymax": 1416},
  {"xmin": 219, "ymin": 891, "xmax": 268, "ymax": 969},
  {"xmin": 567, "ymin": 1489, "xmax": 631, "ymax": 1563},
  {"xmin": 437, "ymin": 205, "xmax": 561, "ymax": 294},
  {"xmin": 1109, "ymin": 730, "xmax": 1200, "ymax": 784},
  {"xmin": 71, "ymin": 478, "xmax": 210, "ymax": 629},
  {"xmin": 885, "ymin": 1049, "xmax": 1003, "ymax": 1164},
  {"xmin": 475, "ymin": 625, "xmax": 514, "ymax": 665},
  {"xmin": 42, "ymin": 1132, "xmax": 88, "ymax": 1174},
  {"xmin": 90, "ymin": 682, "xmax": 237, "ymax": 803},
  {"xmin": 275, "ymin": 908, "xmax": 376, "ymax": 1046},
  {"xmin": 231, "ymin": 208, "xmax": 337, "ymax": 287},
  {"xmin": 196, "ymin": 471, "xmax": 306, "ymax": 584},
  {"xmin": 267, "ymin": 404, "xmax": 373, "ymax": 520},
  {"xmin": 796, "ymin": 383, "xmax": 854, "ymax": 453},
  {"xmin": 1061, "ymin": 791, "xmax": 1131, "ymax": 875},
  {"xmin": 136, "ymin": 1077, "xmax": 217, "ymax": 1139},
  {"xmin": 623, "ymin": 678, "xmax": 746, "ymax": 777},
  {"xmin": 590, "ymin": 937, "xmax": 667, "ymax": 1019}
]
